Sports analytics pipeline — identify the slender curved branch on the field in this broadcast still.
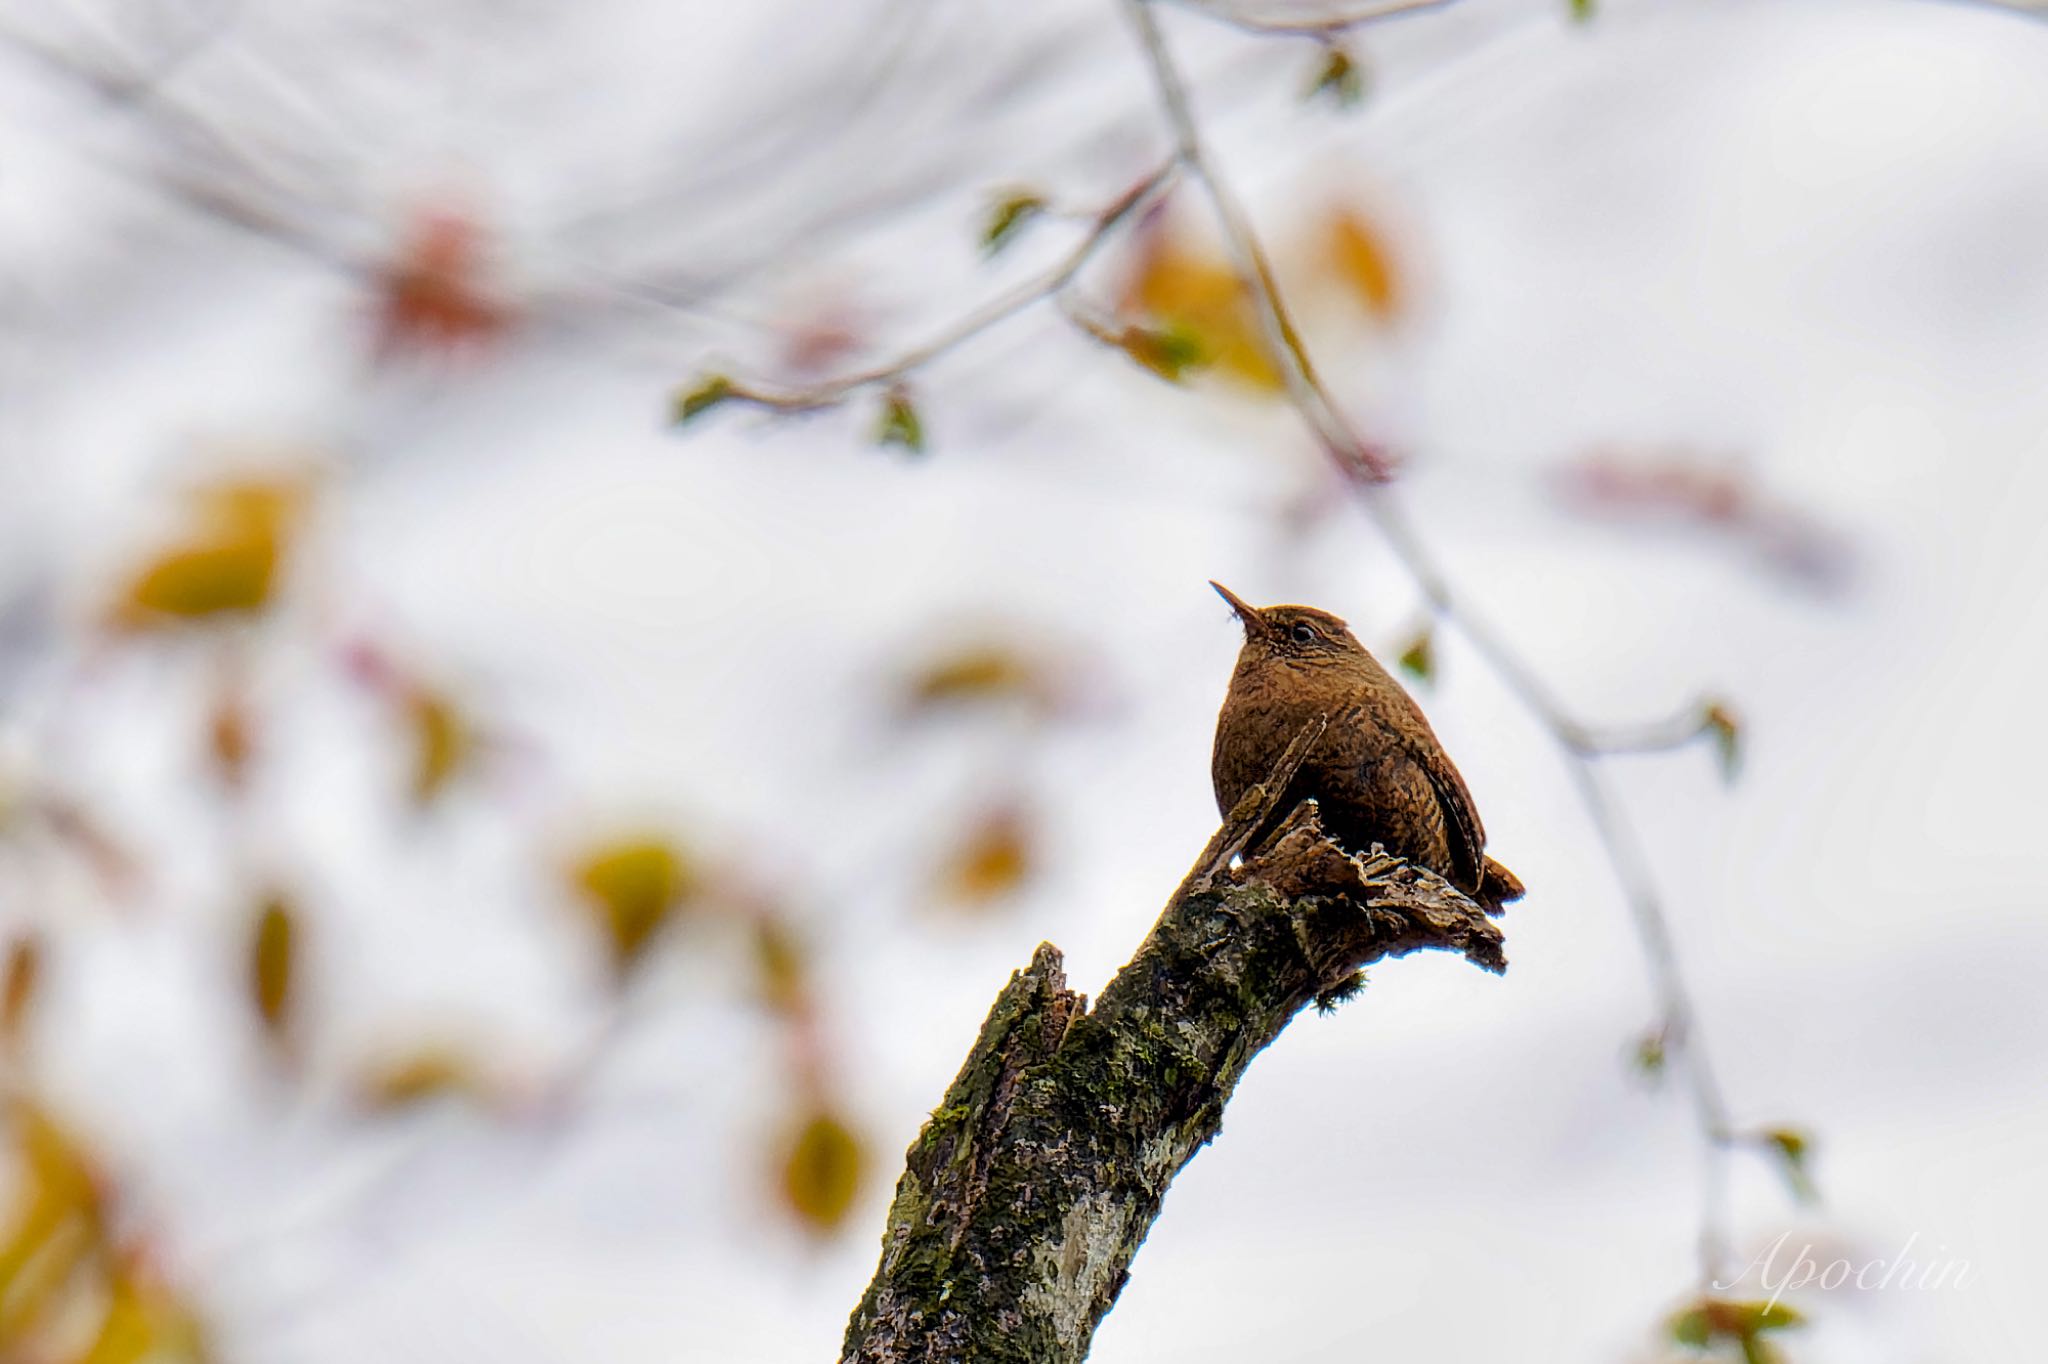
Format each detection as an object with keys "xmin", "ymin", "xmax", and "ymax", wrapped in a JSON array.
[
  {"xmin": 1118, "ymin": 0, "xmax": 1747, "ymax": 1283},
  {"xmin": 700, "ymin": 162, "xmax": 1180, "ymax": 416},
  {"xmin": 1166, "ymin": 0, "xmax": 1454, "ymax": 38}
]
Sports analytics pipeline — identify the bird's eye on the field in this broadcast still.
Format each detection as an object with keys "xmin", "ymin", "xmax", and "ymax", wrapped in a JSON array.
[{"xmin": 1290, "ymin": 623, "xmax": 1317, "ymax": 645}]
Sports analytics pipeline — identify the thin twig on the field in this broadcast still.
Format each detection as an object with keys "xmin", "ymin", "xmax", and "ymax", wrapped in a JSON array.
[
  {"xmin": 1119, "ymin": 0, "xmax": 1742, "ymax": 1286},
  {"xmin": 706, "ymin": 161, "xmax": 1180, "ymax": 413},
  {"xmin": 1167, "ymin": 0, "xmax": 1454, "ymax": 39}
]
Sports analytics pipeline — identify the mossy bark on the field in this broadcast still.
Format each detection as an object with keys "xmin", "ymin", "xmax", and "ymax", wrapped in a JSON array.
[{"xmin": 841, "ymin": 721, "xmax": 1509, "ymax": 1364}]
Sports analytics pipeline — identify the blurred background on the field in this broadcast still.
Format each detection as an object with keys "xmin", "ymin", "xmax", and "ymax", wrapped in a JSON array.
[{"xmin": 2, "ymin": 0, "xmax": 2045, "ymax": 1360}]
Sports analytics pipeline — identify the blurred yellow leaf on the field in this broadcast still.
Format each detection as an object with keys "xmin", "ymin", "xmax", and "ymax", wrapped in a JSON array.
[
  {"xmin": 3, "ymin": 933, "xmax": 41, "ymax": 1051},
  {"xmin": 122, "ymin": 541, "xmax": 278, "ymax": 623},
  {"xmin": 73, "ymin": 1274, "xmax": 153, "ymax": 1364},
  {"xmin": 571, "ymin": 837, "xmax": 697, "ymax": 976},
  {"xmin": 1124, "ymin": 231, "xmax": 1283, "ymax": 393},
  {"xmin": 0, "ymin": 1100, "xmax": 103, "ymax": 1342},
  {"xmin": 113, "ymin": 476, "xmax": 308, "ymax": 629},
  {"xmin": 936, "ymin": 805, "xmax": 1035, "ymax": 908},
  {"xmin": 1322, "ymin": 207, "xmax": 1402, "ymax": 324},
  {"xmin": 405, "ymin": 687, "xmax": 472, "ymax": 805},
  {"xmin": 248, "ymin": 895, "xmax": 296, "ymax": 1044},
  {"xmin": 672, "ymin": 373, "xmax": 736, "ymax": 426},
  {"xmin": 68, "ymin": 1260, "xmax": 207, "ymax": 1364},
  {"xmin": 779, "ymin": 1109, "xmax": 865, "ymax": 1235},
  {"xmin": 356, "ymin": 1046, "xmax": 497, "ymax": 1113},
  {"xmin": 903, "ymin": 644, "xmax": 1041, "ymax": 713},
  {"xmin": 752, "ymin": 916, "xmax": 808, "ymax": 1017}
]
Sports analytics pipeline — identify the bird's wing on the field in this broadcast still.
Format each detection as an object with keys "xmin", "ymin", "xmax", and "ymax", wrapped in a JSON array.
[{"xmin": 1412, "ymin": 737, "xmax": 1485, "ymax": 891}]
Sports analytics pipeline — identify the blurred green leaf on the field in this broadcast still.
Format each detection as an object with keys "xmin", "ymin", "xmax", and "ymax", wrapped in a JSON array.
[
  {"xmin": 1759, "ymin": 1126, "xmax": 1818, "ymax": 1203},
  {"xmin": 981, "ymin": 190, "xmax": 1047, "ymax": 256},
  {"xmin": 1631, "ymin": 1026, "xmax": 1668, "ymax": 1081},
  {"xmin": 1703, "ymin": 699, "xmax": 1742, "ymax": 782},
  {"xmin": 673, "ymin": 374, "xmax": 736, "ymax": 426},
  {"xmin": 1119, "ymin": 324, "xmax": 1207, "ymax": 384},
  {"xmin": 874, "ymin": 387, "xmax": 926, "ymax": 455},
  {"xmin": 1396, "ymin": 626, "xmax": 1435, "ymax": 686},
  {"xmin": 1671, "ymin": 1298, "xmax": 1806, "ymax": 1354},
  {"xmin": 1570, "ymin": 0, "xmax": 1596, "ymax": 21},
  {"xmin": 1304, "ymin": 44, "xmax": 1366, "ymax": 108}
]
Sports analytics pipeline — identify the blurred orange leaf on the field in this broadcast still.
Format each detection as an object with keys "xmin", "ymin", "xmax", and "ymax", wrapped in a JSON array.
[
  {"xmin": 1321, "ymin": 206, "xmax": 1402, "ymax": 323},
  {"xmin": 936, "ymin": 804, "xmax": 1036, "ymax": 908},
  {"xmin": 248, "ymin": 895, "xmax": 297, "ymax": 1045},
  {"xmin": 206, "ymin": 690, "xmax": 255, "ymax": 790},
  {"xmin": 779, "ymin": 1108, "xmax": 865, "ymax": 1235},
  {"xmin": 1123, "ymin": 229, "xmax": 1283, "ymax": 393},
  {"xmin": 571, "ymin": 837, "xmax": 697, "ymax": 976},
  {"xmin": 375, "ymin": 208, "xmax": 513, "ymax": 358},
  {"xmin": 2, "ymin": 933, "xmax": 41, "ymax": 1052}
]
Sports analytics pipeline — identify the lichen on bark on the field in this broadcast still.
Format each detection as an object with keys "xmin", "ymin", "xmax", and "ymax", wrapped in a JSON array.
[{"xmin": 841, "ymin": 720, "xmax": 1508, "ymax": 1364}]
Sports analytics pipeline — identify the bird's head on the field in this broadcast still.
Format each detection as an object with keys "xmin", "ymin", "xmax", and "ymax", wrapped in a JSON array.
[{"xmin": 1210, "ymin": 582, "xmax": 1364, "ymax": 663}]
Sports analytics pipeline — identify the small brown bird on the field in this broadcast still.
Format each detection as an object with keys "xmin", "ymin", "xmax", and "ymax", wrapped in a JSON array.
[{"xmin": 1209, "ymin": 582, "xmax": 1523, "ymax": 910}]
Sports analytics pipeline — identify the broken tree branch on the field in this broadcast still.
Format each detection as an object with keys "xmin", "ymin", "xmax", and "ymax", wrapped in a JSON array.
[{"xmin": 840, "ymin": 722, "xmax": 1505, "ymax": 1364}]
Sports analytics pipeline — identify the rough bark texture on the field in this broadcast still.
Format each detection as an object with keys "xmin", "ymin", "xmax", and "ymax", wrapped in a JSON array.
[{"xmin": 840, "ymin": 719, "xmax": 1509, "ymax": 1364}]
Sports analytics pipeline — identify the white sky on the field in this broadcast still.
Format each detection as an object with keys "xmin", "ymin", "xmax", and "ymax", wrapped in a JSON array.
[{"xmin": 3, "ymin": 0, "xmax": 2046, "ymax": 1361}]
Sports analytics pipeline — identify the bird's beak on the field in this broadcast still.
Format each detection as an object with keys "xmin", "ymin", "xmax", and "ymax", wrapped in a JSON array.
[{"xmin": 1209, "ymin": 581, "xmax": 1269, "ymax": 640}]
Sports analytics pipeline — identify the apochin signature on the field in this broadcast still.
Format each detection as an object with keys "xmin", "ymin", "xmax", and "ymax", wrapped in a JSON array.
[{"xmin": 1716, "ymin": 1231, "xmax": 1971, "ymax": 1310}]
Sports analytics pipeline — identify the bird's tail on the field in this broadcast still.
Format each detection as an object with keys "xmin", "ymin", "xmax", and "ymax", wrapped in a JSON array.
[{"xmin": 1477, "ymin": 856, "xmax": 1525, "ymax": 914}]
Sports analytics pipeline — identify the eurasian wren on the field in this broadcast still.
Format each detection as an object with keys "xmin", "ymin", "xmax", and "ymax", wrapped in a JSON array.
[{"xmin": 1209, "ymin": 582, "xmax": 1523, "ymax": 910}]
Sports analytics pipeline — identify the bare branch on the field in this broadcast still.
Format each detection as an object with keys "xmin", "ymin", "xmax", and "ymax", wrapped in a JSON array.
[
  {"xmin": 1117, "ymin": 0, "xmax": 1747, "ymax": 1285},
  {"xmin": 683, "ymin": 160, "xmax": 1181, "ymax": 415},
  {"xmin": 841, "ymin": 795, "xmax": 1503, "ymax": 1364},
  {"xmin": 1166, "ymin": 0, "xmax": 1456, "ymax": 39}
]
